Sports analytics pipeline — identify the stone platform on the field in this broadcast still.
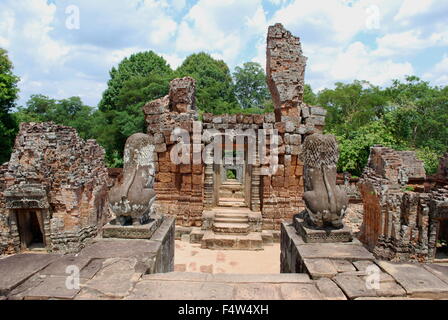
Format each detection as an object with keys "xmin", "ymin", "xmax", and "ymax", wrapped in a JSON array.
[
  {"xmin": 281, "ymin": 222, "xmax": 375, "ymax": 278},
  {"xmin": 102, "ymin": 215, "xmax": 163, "ymax": 239},
  {"xmin": 294, "ymin": 216, "xmax": 353, "ymax": 243},
  {"xmin": 2, "ymin": 256, "xmax": 448, "ymax": 299},
  {"xmin": 0, "ymin": 215, "xmax": 175, "ymax": 299}
]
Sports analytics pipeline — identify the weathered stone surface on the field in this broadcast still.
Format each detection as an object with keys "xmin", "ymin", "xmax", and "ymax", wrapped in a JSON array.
[
  {"xmin": 378, "ymin": 261, "xmax": 448, "ymax": 298},
  {"xmin": 128, "ymin": 280, "xmax": 234, "ymax": 300},
  {"xmin": 423, "ymin": 264, "xmax": 448, "ymax": 285},
  {"xmin": 300, "ymin": 134, "xmax": 348, "ymax": 228},
  {"xmin": 316, "ymin": 278, "xmax": 347, "ymax": 300},
  {"xmin": 169, "ymin": 77, "xmax": 196, "ymax": 113},
  {"xmin": 39, "ymin": 255, "xmax": 91, "ymax": 277},
  {"xmin": 0, "ymin": 122, "xmax": 110, "ymax": 254},
  {"xmin": 298, "ymin": 242, "xmax": 375, "ymax": 261},
  {"xmin": 333, "ymin": 274, "xmax": 377, "ymax": 299},
  {"xmin": 234, "ymin": 283, "xmax": 281, "ymax": 300},
  {"xmin": 83, "ymin": 258, "xmax": 142, "ymax": 298},
  {"xmin": 279, "ymin": 283, "xmax": 324, "ymax": 300},
  {"xmin": 358, "ymin": 146, "xmax": 446, "ymax": 262},
  {"xmin": 0, "ymin": 253, "xmax": 61, "ymax": 295},
  {"xmin": 332, "ymin": 260, "xmax": 357, "ymax": 273},
  {"xmin": 78, "ymin": 239, "xmax": 161, "ymax": 274},
  {"xmin": 295, "ymin": 216, "xmax": 353, "ymax": 243},
  {"xmin": 109, "ymin": 133, "xmax": 156, "ymax": 225},
  {"xmin": 266, "ymin": 23, "xmax": 307, "ymax": 116},
  {"xmin": 211, "ymin": 273, "xmax": 312, "ymax": 284},
  {"xmin": 303, "ymin": 259, "xmax": 338, "ymax": 279},
  {"xmin": 20, "ymin": 276, "xmax": 80, "ymax": 300}
]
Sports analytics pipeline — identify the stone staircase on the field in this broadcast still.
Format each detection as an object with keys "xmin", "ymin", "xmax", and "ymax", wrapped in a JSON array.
[{"xmin": 201, "ymin": 180, "xmax": 263, "ymax": 250}]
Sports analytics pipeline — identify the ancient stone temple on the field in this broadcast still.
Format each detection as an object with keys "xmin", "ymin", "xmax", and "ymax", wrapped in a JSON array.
[
  {"xmin": 0, "ymin": 122, "xmax": 110, "ymax": 254},
  {"xmin": 143, "ymin": 23, "xmax": 327, "ymax": 249},
  {"xmin": 359, "ymin": 146, "xmax": 448, "ymax": 262}
]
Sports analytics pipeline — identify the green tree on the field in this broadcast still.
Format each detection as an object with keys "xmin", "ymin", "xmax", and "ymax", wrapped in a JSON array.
[
  {"xmin": 176, "ymin": 52, "xmax": 238, "ymax": 114},
  {"xmin": 97, "ymin": 51, "xmax": 174, "ymax": 165},
  {"xmin": 99, "ymin": 51, "xmax": 173, "ymax": 112},
  {"xmin": 233, "ymin": 62, "xmax": 270, "ymax": 110},
  {"xmin": 303, "ymin": 84, "xmax": 318, "ymax": 105},
  {"xmin": 318, "ymin": 80, "xmax": 388, "ymax": 136},
  {"xmin": 15, "ymin": 95, "xmax": 96, "ymax": 140},
  {"xmin": 0, "ymin": 49, "xmax": 20, "ymax": 163}
]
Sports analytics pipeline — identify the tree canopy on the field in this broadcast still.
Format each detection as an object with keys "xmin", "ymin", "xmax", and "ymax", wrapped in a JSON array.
[
  {"xmin": 0, "ymin": 49, "xmax": 20, "ymax": 164},
  {"xmin": 233, "ymin": 62, "xmax": 270, "ymax": 110},
  {"xmin": 176, "ymin": 52, "xmax": 238, "ymax": 114}
]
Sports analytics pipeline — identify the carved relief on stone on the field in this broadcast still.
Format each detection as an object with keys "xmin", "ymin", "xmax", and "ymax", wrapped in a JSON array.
[
  {"xmin": 109, "ymin": 133, "xmax": 156, "ymax": 225},
  {"xmin": 299, "ymin": 133, "xmax": 348, "ymax": 228}
]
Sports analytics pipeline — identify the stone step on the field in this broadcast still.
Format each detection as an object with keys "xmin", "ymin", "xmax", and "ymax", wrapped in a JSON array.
[
  {"xmin": 214, "ymin": 217, "xmax": 249, "ymax": 224},
  {"xmin": 219, "ymin": 184, "xmax": 244, "ymax": 191},
  {"xmin": 218, "ymin": 198, "xmax": 246, "ymax": 207},
  {"xmin": 213, "ymin": 222, "xmax": 249, "ymax": 234},
  {"xmin": 221, "ymin": 179, "xmax": 242, "ymax": 185},
  {"xmin": 215, "ymin": 212, "xmax": 249, "ymax": 219},
  {"xmin": 201, "ymin": 231, "xmax": 263, "ymax": 250},
  {"xmin": 218, "ymin": 192, "xmax": 245, "ymax": 199}
]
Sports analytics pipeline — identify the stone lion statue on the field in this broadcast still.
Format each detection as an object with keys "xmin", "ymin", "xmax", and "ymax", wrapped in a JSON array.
[
  {"xmin": 109, "ymin": 133, "xmax": 156, "ymax": 225},
  {"xmin": 299, "ymin": 133, "xmax": 348, "ymax": 229}
]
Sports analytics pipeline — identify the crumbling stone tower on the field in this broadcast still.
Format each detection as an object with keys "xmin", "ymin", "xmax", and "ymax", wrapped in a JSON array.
[
  {"xmin": 0, "ymin": 123, "xmax": 110, "ymax": 254},
  {"xmin": 359, "ymin": 146, "xmax": 448, "ymax": 262}
]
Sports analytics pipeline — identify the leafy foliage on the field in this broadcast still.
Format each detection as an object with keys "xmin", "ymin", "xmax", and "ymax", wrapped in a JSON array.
[
  {"xmin": 322, "ymin": 76, "xmax": 448, "ymax": 175},
  {"xmin": 233, "ymin": 62, "xmax": 270, "ymax": 110},
  {"xmin": 176, "ymin": 52, "xmax": 238, "ymax": 114},
  {"xmin": 0, "ymin": 49, "xmax": 20, "ymax": 163}
]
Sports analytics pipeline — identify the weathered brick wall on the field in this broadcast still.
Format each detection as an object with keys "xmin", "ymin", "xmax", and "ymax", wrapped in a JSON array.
[
  {"xmin": 266, "ymin": 23, "xmax": 307, "ymax": 121},
  {"xmin": 144, "ymin": 77, "xmax": 203, "ymax": 227},
  {"xmin": 0, "ymin": 122, "xmax": 110, "ymax": 254},
  {"xmin": 358, "ymin": 146, "xmax": 447, "ymax": 262},
  {"xmin": 0, "ymin": 163, "xmax": 13, "ymax": 254}
]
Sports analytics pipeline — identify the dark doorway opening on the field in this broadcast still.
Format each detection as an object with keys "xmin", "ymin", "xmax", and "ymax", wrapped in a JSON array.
[
  {"xmin": 436, "ymin": 219, "xmax": 448, "ymax": 260},
  {"xmin": 17, "ymin": 210, "xmax": 45, "ymax": 251}
]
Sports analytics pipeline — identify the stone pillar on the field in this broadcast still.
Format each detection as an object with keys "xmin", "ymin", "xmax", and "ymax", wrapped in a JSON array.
[
  {"xmin": 266, "ymin": 23, "xmax": 307, "ymax": 121},
  {"xmin": 251, "ymin": 153, "xmax": 261, "ymax": 212}
]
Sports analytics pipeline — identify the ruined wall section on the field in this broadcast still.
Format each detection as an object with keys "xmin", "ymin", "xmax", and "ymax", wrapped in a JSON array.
[
  {"xmin": 358, "ymin": 146, "xmax": 441, "ymax": 262},
  {"xmin": 1, "ymin": 122, "xmax": 110, "ymax": 253},
  {"xmin": 0, "ymin": 163, "xmax": 13, "ymax": 254},
  {"xmin": 266, "ymin": 23, "xmax": 307, "ymax": 121},
  {"xmin": 144, "ymin": 77, "xmax": 204, "ymax": 227}
]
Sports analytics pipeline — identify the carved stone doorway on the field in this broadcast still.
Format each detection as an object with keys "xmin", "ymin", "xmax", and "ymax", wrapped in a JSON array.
[
  {"xmin": 436, "ymin": 219, "xmax": 448, "ymax": 260},
  {"xmin": 16, "ymin": 210, "xmax": 45, "ymax": 251}
]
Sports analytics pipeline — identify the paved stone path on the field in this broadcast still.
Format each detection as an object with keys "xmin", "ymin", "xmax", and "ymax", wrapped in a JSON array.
[
  {"xmin": 174, "ymin": 241, "xmax": 280, "ymax": 274},
  {"xmin": 2, "ymin": 247, "xmax": 448, "ymax": 300}
]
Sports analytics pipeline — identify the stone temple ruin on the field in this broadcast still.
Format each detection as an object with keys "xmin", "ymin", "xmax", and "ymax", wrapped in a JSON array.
[
  {"xmin": 0, "ymin": 23, "xmax": 448, "ymax": 300},
  {"xmin": 144, "ymin": 23, "xmax": 326, "ymax": 250},
  {"xmin": 0, "ymin": 122, "xmax": 110, "ymax": 254}
]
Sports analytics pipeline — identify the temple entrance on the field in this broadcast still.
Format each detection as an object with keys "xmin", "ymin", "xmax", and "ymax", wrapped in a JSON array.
[
  {"xmin": 16, "ymin": 210, "xmax": 45, "ymax": 251},
  {"xmin": 436, "ymin": 219, "xmax": 448, "ymax": 260}
]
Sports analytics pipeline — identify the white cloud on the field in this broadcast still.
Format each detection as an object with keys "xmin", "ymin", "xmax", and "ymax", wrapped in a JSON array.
[
  {"xmin": 175, "ymin": 0, "xmax": 266, "ymax": 66},
  {"xmin": 394, "ymin": 0, "xmax": 433, "ymax": 23},
  {"xmin": 374, "ymin": 29, "xmax": 448, "ymax": 57},
  {"xmin": 423, "ymin": 55, "xmax": 448, "ymax": 86},
  {"xmin": 172, "ymin": 0, "xmax": 186, "ymax": 11}
]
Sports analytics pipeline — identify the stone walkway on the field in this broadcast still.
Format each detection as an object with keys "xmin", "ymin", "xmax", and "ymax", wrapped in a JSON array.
[
  {"xmin": 174, "ymin": 241, "xmax": 280, "ymax": 274},
  {"xmin": 2, "ymin": 245, "xmax": 448, "ymax": 300}
]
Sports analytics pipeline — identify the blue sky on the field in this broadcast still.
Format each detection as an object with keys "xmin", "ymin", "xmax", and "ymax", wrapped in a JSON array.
[{"xmin": 0, "ymin": 0, "xmax": 447, "ymax": 107}]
